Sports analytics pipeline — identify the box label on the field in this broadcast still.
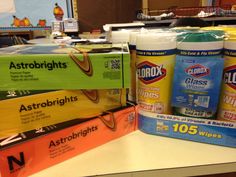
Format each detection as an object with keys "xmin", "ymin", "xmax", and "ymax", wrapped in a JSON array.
[
  {"xmin": 138, "ymin": 111, "xmax": 236, "ymax": 147},
  {"xmin": 0, "ymin": 44, "xmax": 130, "ymax": 90}
]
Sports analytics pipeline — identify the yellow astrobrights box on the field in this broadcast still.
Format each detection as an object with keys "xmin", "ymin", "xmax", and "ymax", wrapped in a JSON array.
[{"xmin": 0, "ymin": 89, "xmax": 126, "ymax": 137}]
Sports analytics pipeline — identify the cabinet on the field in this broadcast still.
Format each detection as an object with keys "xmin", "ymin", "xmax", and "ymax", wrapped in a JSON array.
[
  {"xmin": 140, "ymin": 17, "xmax": 236, "ymax": 27},
  {"xmin": 77, "ymin": 0, "xmax": 142, "ymax": 32},
  {"xmin": 145, "ymin": 0, "xmax": 201, "ymax": 10}
]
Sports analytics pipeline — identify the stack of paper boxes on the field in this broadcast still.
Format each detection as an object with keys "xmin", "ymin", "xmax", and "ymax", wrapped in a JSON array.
[{"xmin": 0, "ymin": 43, "xmax": 137, "ymax": 177}]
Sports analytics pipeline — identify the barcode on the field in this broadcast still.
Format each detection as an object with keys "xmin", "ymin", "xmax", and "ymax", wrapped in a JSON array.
[
  {"xmin": 110, "ymin": 59, "xmax": 120, "ymax": 69},
  {"xmin": 196, "ymin": 96, "xmax": 210, "ymax": 108}
]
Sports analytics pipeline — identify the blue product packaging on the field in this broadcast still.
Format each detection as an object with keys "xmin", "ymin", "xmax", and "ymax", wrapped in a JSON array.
[
  {"xmin": 172, "ymin": 30, "xmax": 225, "ymax": 113},
  {"xmin": 138, "ymin": 110, "xmax": 236, "ymax": 148},
  {"xmin": 172, "ymin": 56, "xmax": 224, "ymax": 112}
]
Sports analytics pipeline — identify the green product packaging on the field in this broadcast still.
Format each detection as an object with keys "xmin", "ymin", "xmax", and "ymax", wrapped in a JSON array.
[{"xmin": 0, "ymin": 43, "xmax": 130, "ymax": 90}]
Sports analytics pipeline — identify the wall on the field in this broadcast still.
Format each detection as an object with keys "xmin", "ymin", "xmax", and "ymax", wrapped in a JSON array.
[
  {"xmin": 220, "ymin": 0, "xmax": 236, "ymax": 6},
  {"xmin": 0, "ymin": 0, "xmax": 68, "ymax": 27},
  {"xmin": 77, "ymin": 0, "xmax": 142, "ymax": 32},
  {"xmin": 147, "ymin": 0, "xmax": 201, "ymax": 10}
]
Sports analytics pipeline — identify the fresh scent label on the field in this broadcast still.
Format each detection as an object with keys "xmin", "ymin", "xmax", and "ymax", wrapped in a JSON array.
[
  {"xmin": 177, "ymin": 49, "xmax": 222, "ymax": 56},
  {"xmin": 136, "ymin": 49, "xmax": 176, "ymax": 56},
  {"xmin": 171, "ymin": 55, "xmax": 224, "ymax": 112},
  {"xmin": 224, "ymin": 49, "xmax": 236, "ymax": 57}
]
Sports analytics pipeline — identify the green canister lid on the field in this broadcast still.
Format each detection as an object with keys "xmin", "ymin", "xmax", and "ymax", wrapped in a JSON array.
[
  {"xmin": 171, "ymin": 27, "xmax": 200, "ymax": 33},
  {"xmin": 177, "ymin": 30, "xmax": 225, "ymax": 42}
]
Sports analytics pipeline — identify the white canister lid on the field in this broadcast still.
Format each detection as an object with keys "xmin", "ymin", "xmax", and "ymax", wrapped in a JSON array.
[
  {"xmin": 111, "ymin": 30, "xmax": 131, "ymax": 43},
  {"xmin": 136, "ymin": 32, "xmax": 177, "ymax": 51}
]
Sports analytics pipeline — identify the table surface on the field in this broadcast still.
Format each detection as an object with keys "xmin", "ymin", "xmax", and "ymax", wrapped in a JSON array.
[{"xmin": 30, "ymin": 131, "xmax": 236, "ymax": 177}]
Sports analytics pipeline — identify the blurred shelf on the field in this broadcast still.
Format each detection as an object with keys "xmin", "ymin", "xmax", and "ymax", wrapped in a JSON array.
[
  {"xmin": 0, "ymin": 26, "xmax": 51, "ymax": 31},
  {"xmin": 138, "ymin": 16, "xmax": 236, "ymax": 27},
  {"xmin": 0, "ymin": 27, "xmax": 51, "ymax": 40}
]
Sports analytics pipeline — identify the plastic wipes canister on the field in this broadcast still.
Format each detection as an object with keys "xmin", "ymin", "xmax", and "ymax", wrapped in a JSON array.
[
  {"xmin": 128, "ymin": 31, "xmax": 140, "ymax": 103},
  {"xmin": 136, "ymin": 32, "xmax": 176, "ymax": 114},
  {"xmin": 218, "ymin": 32, "xmax": 236, "ymax": 122},
  {"xmin": 202, "ymin": 26, "xmax": 236, "ymax": 34},
  {"xmin": 110, "ymin": 30, "xmax": 130, "ymax": 43},
  {"xmin": 172, "ymin": 30, "xmax": 224, "ymax": 118}
]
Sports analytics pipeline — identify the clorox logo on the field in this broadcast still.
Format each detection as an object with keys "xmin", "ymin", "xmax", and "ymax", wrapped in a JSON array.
[
  {"xmin": 185, "ymin": 64, "xmax": 210, "ymax": 78},
  {"xmin": 224, "ymin": 65, "xmax": 236, "ymax": 90},
  {"xmin": 137, "ymin": 61, "xmax": 166, "ymax": 84}
]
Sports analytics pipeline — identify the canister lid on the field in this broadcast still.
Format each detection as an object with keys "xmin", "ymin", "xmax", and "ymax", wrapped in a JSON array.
[
  {"xmin": 136, "ymin": 31, "xmax": 176, "ymax": 50},
  {"xmin": 129, "ymin": 31, "xmax": 140, "ymax": 46},
  {"xmin": 171, "ymin": 27, "xmax": 200, "ymax": 33},
  {"xmin": 224, "ymin": 31, "xmax": 236, "ymax": 50},
  {"xmin": 202, "ymin": 26, "xmax": 236, "ymax": 32},
  {"xmin": 225, "ymin": 31, "xmax": 236, "ymax": 40},
  {"xmin": 111, "ymin": 30, "xmax": 130, "ymax": 43},
  {"xmin": 177, "ymin": 30, "xmax": 224, "ymax": 42}
]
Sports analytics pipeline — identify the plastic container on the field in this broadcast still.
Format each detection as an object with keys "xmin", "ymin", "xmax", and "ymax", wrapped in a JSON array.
[
  {"xmin": 128, "ymin": 30, "xmax": 140, "ymax": 103},
  {"xmin": 136, "ymin": 31, "xmax": 176, "ymax": 114},
  {"xmin": 172, "ymin": 30, "xmax": 224, "ymax": 119},
  {"xmin": 218, "ymin": 31, "xmax": 236, "ymax": 122}
]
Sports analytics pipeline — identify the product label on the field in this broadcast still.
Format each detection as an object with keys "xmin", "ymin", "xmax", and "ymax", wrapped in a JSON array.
[
  {"xmin": 48, "ymin": 126, "xmax": 98, "ymax": 158},
  {"xmin": 185, "ymin": 64, "xmax": 210, "ymax": 78},
  {"xmin": 0, "ymin": 89, "xmax": 126, "ymax": 137},
  {"xmin": 128, "ymin": 49, "xmax": 137, "ymax": 102},
  {"xmin": 0, "ymin": 90, "xmax": 52, "ymax": 100},
  {"xmin": 224, "ymin": 65, "xmax": 236, "ymax": 89},
  {"xmin": 136, "ymin": 49, "xmax": 176, "ymax": 56},
  {"xmin": 174, "ymin": 107, "xmax": 215, "ymax": 119},
  {"xmin": 0, "ymin": 44, "xmax": 130, "ymax": 90},
  {"xmin": 138, "ymin": 112, "xmax": 236, "ymax": 147},
  {"xmin": 218, "ymin": 54, "xmax": 236, "ymax": 122},
  {"xmin": 9, "ymin": 60, "xmax": 67, "ymax": 70},
  {"xmin": 172, "ymin": 55, "xmax": 224, "ymax": 112},
  {"xmin": 137, "ymin": 50, "xmax": 175, "ymax": 114},
  {"xmin": 137, "ymin": 61, "xmax": 166, "ymax": 84},
  {"xmin": 177, "ymin": 49, "xmax": 222, "ymax": 56},
  {"xmin": 224, "ymin": 49, "xmax": 236, "ymax": 57},
  {"xmin": 0, "ymin": 106, "xmax": 136, "ymax": 177}
]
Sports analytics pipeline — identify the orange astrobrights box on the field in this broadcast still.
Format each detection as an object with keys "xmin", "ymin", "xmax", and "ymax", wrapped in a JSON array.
[{"xmin": 0, "ymin": 105, "xmax": 137, "ymax": 177}]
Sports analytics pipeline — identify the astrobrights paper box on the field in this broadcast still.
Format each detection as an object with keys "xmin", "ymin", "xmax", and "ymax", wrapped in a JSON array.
[
  {"xmin": 0, "ymin": 89, "xmax": 126, "ymax": 138},
  {"xmin": 0, "ymin": 90, "xmax": 54, "ymax": 100},
  {"xmin": 0, "ymin": 105, "xmax": 137, "ymax": 177},
  {"xmin": 0, "ymin": 43, "xmax": 130, "ymax": 90}
]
